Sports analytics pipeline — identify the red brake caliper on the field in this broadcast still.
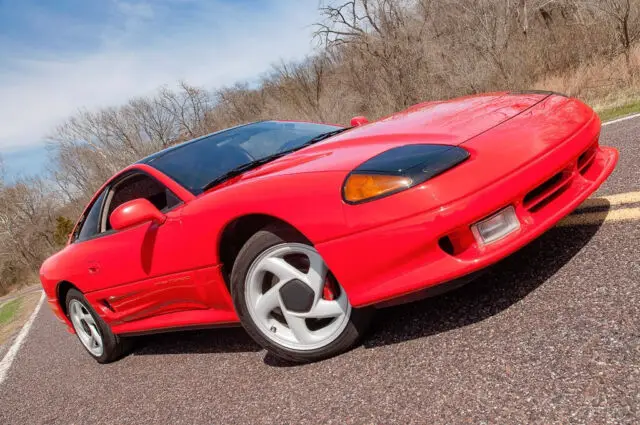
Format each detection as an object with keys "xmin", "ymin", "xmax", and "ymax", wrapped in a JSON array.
[{"xmin": 322, "ymin": 277, "xmax": 337, "ymax": 301}]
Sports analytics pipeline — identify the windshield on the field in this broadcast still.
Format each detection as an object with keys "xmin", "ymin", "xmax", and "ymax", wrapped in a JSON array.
[{"xmin": 144, "ymin": 121, "xmax": 342, "ymax": 194}]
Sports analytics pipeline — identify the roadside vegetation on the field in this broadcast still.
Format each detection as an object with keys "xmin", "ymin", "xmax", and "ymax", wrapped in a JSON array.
[
  {"xmin": 0, "ymin": 299, "xmax": 21, "ymax": 327},
  {"xmin": 596, "ymin": 99, "xmax": 640, "ymax": 121},
  {"xmin": 0, "ymin": 291, "xmax": 41, "ymax": 345},
  {"xmin": 1, "ymin": 0, "xmax": 640, "ymax": 295}
]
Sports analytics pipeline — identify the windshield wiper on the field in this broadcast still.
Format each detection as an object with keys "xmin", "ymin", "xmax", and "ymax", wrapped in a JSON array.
[
  {"xmin": 201, "ymin": 127, "xmax": 350, "ymax": 192},
  {"xmin": 294, "ymin": 127, "xmax": 349, "ymax": 147},
  {"xmin": 201, "ymin": 153, "xmax": 286, "ymax": 192}
]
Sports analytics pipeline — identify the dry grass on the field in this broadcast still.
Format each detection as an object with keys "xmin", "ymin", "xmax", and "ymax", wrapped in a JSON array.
[{"xmin": 535, "ymin": 46, "xmax": 640, "ymax": 115}]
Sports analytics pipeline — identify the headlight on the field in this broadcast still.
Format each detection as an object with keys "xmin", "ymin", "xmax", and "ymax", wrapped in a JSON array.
[{"xmin": 342, "ymin": 144, "xmax": 469, "ymax": 204}]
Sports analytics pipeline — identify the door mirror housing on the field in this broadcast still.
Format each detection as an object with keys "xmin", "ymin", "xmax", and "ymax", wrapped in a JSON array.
[
  {"xmin": 110, "ymin": 198, "xmax": 166, "ymax": 231},
  {"xmin": 350, "ymin": 116, "xmax": 369, "ymax": 127}
]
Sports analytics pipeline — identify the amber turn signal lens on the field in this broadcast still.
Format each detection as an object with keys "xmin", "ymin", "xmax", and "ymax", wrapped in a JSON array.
[{"xmin": 343, "ymin": 174, "xmax": 413, "ymax": 203}]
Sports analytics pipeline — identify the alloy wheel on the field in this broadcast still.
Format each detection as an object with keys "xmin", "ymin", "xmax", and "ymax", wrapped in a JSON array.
[
  {"xmin": 244, "ymin": 243, "xmax": 351, "ymax": 351},
  {"xmin": 69, "ymin": 299, "xmax": 104, "ymax": 357}
]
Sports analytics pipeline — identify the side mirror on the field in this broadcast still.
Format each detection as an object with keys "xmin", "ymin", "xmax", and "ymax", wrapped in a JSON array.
[
  {"xmin": 350, "ymin": 116, "xmax": 369, "ymax": 127},
  {"xmin": 110, "ymin": 199, "xmax": 166, "ymax": 231}
]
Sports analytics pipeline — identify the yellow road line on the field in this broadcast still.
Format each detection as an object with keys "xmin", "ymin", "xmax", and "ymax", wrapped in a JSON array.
[
  {"xmin": 559, "ymin": 207, "xmax": 640, "ymax": 227},
  {"xmin": 576, "ymin": 191, "xmax": 640, "ymax": 210}
]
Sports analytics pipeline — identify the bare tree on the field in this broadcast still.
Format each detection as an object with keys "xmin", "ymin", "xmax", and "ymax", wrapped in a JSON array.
[
  {"xmin": 587, "ymin": 0, "xmax": 640, "ymax": 68},
  {"xmin": 214, "ymin": 83, "xmax": 266, "ymax": 125},
  {"xmin": 157, "ymin": 82, "xmax": 213, "ymax": 140},
  {"xmin": 270, "ymin": 55, "xmax": 332, "ymax": 121},
  {"xmin": 0, "ymin": 176, "xmax": 61, "ymax": 293},
  {"xmin": 315, "ymin": 0, "xmax": 431, "ymax": 109},
  {"xmin": 10, "ymin": 0, "xmax": 640, "ymax": 295}
]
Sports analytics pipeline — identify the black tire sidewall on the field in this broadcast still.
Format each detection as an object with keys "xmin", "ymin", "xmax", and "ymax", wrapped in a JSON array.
[
  {"xmin": 65, "ymin": 289, "xmax": 126, "ymax": 363},
  {"xmin": 230, "ymin": 226, "xmax": 372, "ymax": 363}
]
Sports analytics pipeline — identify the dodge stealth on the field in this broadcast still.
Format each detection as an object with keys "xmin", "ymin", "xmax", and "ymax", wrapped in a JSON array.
[{"xmin": 39, "ymin": 92, "xmax": 618, "ymax": 363}]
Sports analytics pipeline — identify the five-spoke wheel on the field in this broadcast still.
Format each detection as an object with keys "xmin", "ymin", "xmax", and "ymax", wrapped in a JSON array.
[
  {"xmin": 231, "ymin": 225, "xmax": 372, "ymax": 362},
  {"xmin": 69, "ymin": 299, "xmax": 104, "ymax": 357},
  {"xmin": 65, "ymin": 288, "xmax": 129, "ymax": 363},
  {"xmin": 245, "ymin": 243, "xmax": 351, "ymax": 350}
]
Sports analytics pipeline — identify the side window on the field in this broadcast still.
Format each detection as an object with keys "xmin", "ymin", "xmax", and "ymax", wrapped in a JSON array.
[
  {"xmin": 102, "ymin": 173, "xmax": 181, "ymax": 232},
  {"xmin": 75, "ymin": 189, "xmax": 107, "ymax": 242}
]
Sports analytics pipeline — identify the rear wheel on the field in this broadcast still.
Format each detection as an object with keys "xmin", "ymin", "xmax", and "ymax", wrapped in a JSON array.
[
  {"xmin": 65, "ymin": 289, "xmax": 129, "ymax": 363},
  {"xmin": 231, "ymin": 226, "xmax": 372, "ymax": 362}
]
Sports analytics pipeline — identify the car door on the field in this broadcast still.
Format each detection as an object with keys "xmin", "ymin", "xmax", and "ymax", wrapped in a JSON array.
[{"xmin": 74, "ymin": 170, "xmax": 211, "ymax": 323}]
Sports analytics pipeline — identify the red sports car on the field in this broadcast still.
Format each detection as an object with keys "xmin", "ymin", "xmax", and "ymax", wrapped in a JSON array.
[{"xmin": 40, "ymin": 92, "xmax": 617, "ymax": 363}]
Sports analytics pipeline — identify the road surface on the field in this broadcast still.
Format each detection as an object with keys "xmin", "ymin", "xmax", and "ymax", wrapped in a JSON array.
[{"xmin": 1, "ymin": 116, "xmax": 639, "ymax": 424}]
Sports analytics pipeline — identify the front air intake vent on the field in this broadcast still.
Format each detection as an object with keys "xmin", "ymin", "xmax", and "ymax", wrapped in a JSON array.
[{"xmin": 523, "ymin": 171, "xmax": 571, "ymax": 212}]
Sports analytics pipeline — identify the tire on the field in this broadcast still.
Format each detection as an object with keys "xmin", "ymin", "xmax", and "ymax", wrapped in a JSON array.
[
  {"xmin": 230, "ymin": 225, "xmax": 372, "ymax": 363},
  {"xmin": 65, "ymin": 289, "xmax": 129, "ymax": 363}
]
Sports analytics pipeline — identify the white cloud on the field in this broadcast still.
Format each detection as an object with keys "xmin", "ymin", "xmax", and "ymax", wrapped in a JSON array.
[{"xmin": 0, "ymin": 0, "xmax": 320, "ymax": 150}]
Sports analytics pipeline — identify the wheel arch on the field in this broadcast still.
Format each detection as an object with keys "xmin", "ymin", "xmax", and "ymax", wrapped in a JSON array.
[
  {"xmin": 218, "ymin": 214, "xmax": 311, "ymax": 288},
  {"xmin": 56, "ymin": 280, "xmax": 81, "ymax": 317}
]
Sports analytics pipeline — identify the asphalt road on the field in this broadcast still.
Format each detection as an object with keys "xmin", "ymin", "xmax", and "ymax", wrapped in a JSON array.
[{"xmin": 1, "ymin": 117, "xmax": 639, "ymax": 425}]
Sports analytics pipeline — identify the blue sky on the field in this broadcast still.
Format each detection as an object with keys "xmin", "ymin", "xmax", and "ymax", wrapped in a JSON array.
[{"xmin": 0, "ymin": 0, "xmax": 320, "ymax": 180}]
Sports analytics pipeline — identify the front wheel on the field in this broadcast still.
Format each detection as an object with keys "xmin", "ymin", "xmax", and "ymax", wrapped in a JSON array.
[{"xmin": 230, "ymin": 226, "xmax": 372, "ymax": 363}]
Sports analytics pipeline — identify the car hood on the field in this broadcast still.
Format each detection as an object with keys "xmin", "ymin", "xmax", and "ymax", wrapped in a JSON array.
[{"xmin": 229, "ymin": 92, "xmax": 550, "ymax": 183}]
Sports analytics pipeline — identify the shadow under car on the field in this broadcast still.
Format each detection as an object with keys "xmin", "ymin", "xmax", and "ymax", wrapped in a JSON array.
[{"xmin": 130, "ymin": 203, "xmax": 608, "ymax": 365}]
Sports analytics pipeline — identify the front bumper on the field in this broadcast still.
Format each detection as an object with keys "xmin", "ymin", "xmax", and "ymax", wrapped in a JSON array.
[{"xmin": 317, "ymin": 139, "xmax": 618, "ymax": 308}]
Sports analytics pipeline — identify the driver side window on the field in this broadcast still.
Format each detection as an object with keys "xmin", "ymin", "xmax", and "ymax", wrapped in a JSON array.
[
  {"xmin": 101, "ymin": 173, "xmax": 181, "ymax": 232},
  {"xmin": 74, "ymin": 189, "xmax": 107, "ymax": 242}
]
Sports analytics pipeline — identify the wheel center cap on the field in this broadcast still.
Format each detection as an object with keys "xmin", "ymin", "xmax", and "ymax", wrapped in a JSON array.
[{"xmin": 279, "ymin": 279, "xmax": 314, "ymax": 313}]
